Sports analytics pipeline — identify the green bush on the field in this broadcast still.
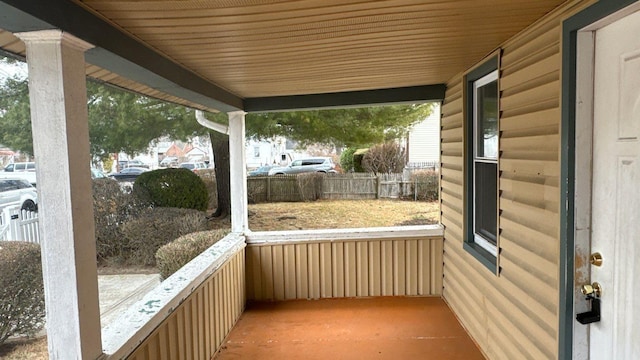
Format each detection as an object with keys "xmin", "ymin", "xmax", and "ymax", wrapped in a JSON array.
[
  {"xmin": 121, "ymin": 207, "xmax": 209, "ymax": 266},
  {"xmin": 93, "ymin": 178, "xmax": 149, "ymax": 261},
  {"xmin": 339, "ymin": 147, "xmax": 357, "ymax": 172},
  {"xmin": 133, "ymin": 168, "xmax": 209, "ymax": 211},
  {"xmin": 156, "ymin": 229, "xmax": 229, "ymax": 279},
  {"xmin": 410, "ymin": 169, "xmax": 439, "ymax": 201},
  {"xmin": 0, "ymin": 242, "xmax": 45, "ymax": 345}
]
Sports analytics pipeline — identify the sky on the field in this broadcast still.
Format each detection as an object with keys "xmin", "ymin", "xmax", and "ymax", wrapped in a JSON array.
[{"xmin": 0, "ymin": 57, "xmax": 27, "ymax": 80}]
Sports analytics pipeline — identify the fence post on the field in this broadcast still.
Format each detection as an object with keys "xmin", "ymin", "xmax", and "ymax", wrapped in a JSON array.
[
  {"xmin": 376, "ymin": 174, "xmax": 381, "ymax": 199},
  {"xmin": 8, "ymin": 207, "xmax": 21, "ymax": 240},
  {"xmin": 267, "ymin": 176, "xmax": 271, "ymax": 202}
]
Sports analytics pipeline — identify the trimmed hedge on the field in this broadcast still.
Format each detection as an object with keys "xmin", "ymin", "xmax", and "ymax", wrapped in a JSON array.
[
  {"xmin": 133, "ymin": 168, "xmax": 209, "ymax": 211},
  {"xmin": 121, "ymin": 207, "xmax": 209, "ymax": 266},
  {"xmin": 0, "ymin": 242, "xmax": 45, "ymax": 345},
  {"xmin": 156, "ymin": 229, "xmax": 229, "ymax": 279}
]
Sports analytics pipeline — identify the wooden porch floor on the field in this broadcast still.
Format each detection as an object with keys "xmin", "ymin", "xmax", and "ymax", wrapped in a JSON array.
[{"xmin": 215, "ymin": 297, "xmax": 485, "ymax": 360}]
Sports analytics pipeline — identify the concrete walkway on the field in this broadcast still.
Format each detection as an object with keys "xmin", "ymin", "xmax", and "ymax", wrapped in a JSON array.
[{"xmin": 98, "ymin": 273, "xmax": 161, "ymax": 328}]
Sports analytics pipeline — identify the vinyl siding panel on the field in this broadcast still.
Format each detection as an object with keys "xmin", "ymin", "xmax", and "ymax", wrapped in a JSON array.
[
  {"xmin": 246, "ymin": 235, "xmax": 443, "ymax": 301},
  {"xmin": 408, "ymin": 104, "xmax": 441, "ymax": 163},
  {"xmin": 126, "ymin": 249, "xmax": 245, "ymax": 360},
  {"xmin": 440, "ymin": 1, "xmax": 594, "ymax": 359}
]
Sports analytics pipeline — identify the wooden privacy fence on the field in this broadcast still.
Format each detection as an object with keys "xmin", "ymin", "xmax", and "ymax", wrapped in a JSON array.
[
  {"xmin": 0, "ymin": 204, "xmax": 40, "ymax": 244},
  {"xmin": 247, "ymin": 171, "xmax": 438, "ymax": 203}
]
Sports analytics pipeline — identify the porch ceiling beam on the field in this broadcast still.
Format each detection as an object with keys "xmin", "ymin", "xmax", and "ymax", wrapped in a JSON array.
[
  {"xmin": 243, "ymin": 84, "xmax": 446, "ymax": 112},
  {"xmin": 0, "ymin": 0, "xmax": 244, "ymax": 112}
]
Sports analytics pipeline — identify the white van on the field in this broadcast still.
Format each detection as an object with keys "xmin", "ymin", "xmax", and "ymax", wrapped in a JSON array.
[{"xmin": 4, "ymin": 162, "xmax": 36, "ymax": 172}]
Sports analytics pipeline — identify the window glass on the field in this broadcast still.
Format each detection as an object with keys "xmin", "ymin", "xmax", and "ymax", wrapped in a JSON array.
[
  {"xmin": 467, "ymin": 67, "xmax": 499, "ymax": 260},
  {"xmin": 475, "ymin": 79, "xmax": 498, "ymax": 159}
]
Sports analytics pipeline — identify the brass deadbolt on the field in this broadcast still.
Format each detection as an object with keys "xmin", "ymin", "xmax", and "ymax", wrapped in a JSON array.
[
  {"xmin": 590, "ymin": 253, "xmax": 603, "ymax": 267},
  {"xmin": 581, "ymin": 282, "xmax": 602, "ymax": 297}
]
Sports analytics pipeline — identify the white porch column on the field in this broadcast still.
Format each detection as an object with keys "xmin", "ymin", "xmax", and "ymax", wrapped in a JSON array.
[
  {"xmin": 228, "ymin": 111, "xmax": 248, "ymax": 233},
  {"xmin": 16, "ymin": 30, "xmax": 102, "ymax": 359}
]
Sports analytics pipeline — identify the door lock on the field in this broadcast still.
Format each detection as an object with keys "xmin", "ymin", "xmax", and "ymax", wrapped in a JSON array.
[
  {"xmin": 577, "ymin": 282, "xmax": 602, "ymax": 325},
  {"xmin": 581, "ymin": 282, "xmax": 602, "ymax": 297}
]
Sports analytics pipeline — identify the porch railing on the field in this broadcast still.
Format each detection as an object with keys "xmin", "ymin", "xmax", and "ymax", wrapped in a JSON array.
[
  {"xmin": 101, "ymin": 233, "xmax": 246, "ymax": 360},
  {"xmin": 245, "ymin": 225, "xmax": 444, "ymax": 300},
  {"xmin": 106, "ymin": 225, "xmax": 443, "ymax": 359}
]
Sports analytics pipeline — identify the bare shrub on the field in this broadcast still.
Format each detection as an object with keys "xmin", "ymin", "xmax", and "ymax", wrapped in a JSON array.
[
  {"xmin": 121, "ymin": 207, "xmax": 209, "ymax": 266},
  {"xmin": 92, "ymin": 178, "xmax": 149, "ymax": 262},
  {"xmin": 362, "ymin": 142, "xmax": 406, "ymax": 174},
  {"xmin": 410, "ymin": 169, "xmax": 439, "ymax": 201},
  {"xmin": 0, "ymin": 242, "xmax": 45, "ymax": 345},
  {"xmin": 155, "ymin": 229, "xmax": 229, "ymax": 279}
]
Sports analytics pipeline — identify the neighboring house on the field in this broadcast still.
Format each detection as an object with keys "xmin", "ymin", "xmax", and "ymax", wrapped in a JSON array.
[
  {"xmin": 184, "ymin": 145, "xmax": 208, "ymax": 162},
  {"xmin": 4, "ymin": 1, "xmax": 639, "ymax": 360},
  {"xmin": 164, "ymin": 143, "xmax": 184, "ymax": 158},
  {"xmin": 245, "ymin": 137, "xmax": 302, "ymax": 169},
  {"xmin": 406, "ymin": 103, "xmax": 440, "ymax": 166}
]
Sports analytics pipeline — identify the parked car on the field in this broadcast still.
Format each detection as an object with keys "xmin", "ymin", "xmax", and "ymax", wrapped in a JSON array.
[
  {"xmin": 0, "ymin": 162, "xmax": 37, "ymax": 186},
  {"xmin": 0, "ymin": 178, "xmax": 38, "ymax": 212},
  {"xmin": 159, "ymin": 156, "xmax": 179, "ymax": 167},
  {"xmin": 91, "ymin": 168, "xmax": 108, "ymax": 179},
  {"xmin": 268, "ymin": 157, "xmax": 336, "ymax": 175},
  {"xmin": 3, "ymin": 162, "xmax": 36, "ymax": 172},
  {"xmin": 179, "ymin": 161, "xmax": 208, "ymax": 172},
  {"xmin": 119, "ymin": 159, "xmax": 149, "ymax": 169},
  {"xmin": 109, "ymin": 167, "xmax": 149, "ymax": 182},
  {"xmin": 248, "ymin": 165, "xmax": 279, "ymax": 177}
]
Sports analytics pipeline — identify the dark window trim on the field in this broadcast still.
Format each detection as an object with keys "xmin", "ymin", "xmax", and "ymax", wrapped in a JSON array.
[{"xmin": 464, "ymin": 55, "xmax": 499, "ymax": 272}]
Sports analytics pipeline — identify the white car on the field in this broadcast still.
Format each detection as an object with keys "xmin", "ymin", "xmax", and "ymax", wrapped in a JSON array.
[
  {"xmin": 179, "ymin": 161, "xmax": 208, "ymax": 172},
  {"xmin": 0, "ymin": 178, "xmax": 38, "ymax": 212}
]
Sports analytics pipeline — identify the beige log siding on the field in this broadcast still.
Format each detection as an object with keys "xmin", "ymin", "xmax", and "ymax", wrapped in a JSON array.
[
  {"xmin": 440, "ymin": 1, "xmax": 593, "ymax": 359},
  {"xmin": 246, "ymin": 236, "xmax": 443, "ymax": 301},
  {"xmin": 125, "ymin": 249, "xmax": 245, "ymax": 360}
]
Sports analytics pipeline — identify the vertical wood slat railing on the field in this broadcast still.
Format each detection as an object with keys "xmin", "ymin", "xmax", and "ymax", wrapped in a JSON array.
[{"xmin": 245, "ymin": 225, "xmax": 444, "ymax": 301}]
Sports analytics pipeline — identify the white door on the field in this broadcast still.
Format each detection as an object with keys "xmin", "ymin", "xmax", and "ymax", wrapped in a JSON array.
[{"xmin": 590, "ymin": 8, "xmax": 640, "ymax": 359}]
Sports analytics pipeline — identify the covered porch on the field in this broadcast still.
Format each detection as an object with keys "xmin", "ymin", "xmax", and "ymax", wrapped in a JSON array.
[{"xmin": 1, "ymin": 0, "xmax": 627, "ymax": 359}]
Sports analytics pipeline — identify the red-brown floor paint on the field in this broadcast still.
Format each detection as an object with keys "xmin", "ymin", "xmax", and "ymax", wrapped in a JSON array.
[{"xmin": 215, "ymin": 297, "xmax": 485, "ymax": 360}]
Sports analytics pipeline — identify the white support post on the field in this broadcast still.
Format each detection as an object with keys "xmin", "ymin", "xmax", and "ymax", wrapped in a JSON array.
[
  {"xmin": 228, "ymin": 111, "xmax": 248, "ymax": 233},
  {"xmin": 16, "ymin": 30, "xmax": 102, "ymax": 359}
]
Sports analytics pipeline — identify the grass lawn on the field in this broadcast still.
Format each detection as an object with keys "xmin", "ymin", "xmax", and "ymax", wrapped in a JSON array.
[
  {"xmin": 0, "ymin": 199, "xmax": 438, "ymax": 358},
  {"xmin": 247, "ymin": 199, "xmax": 438, "ymax": 230}
]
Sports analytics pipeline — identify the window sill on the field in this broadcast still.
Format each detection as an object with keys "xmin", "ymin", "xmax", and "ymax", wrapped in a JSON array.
[{"xmin": 463, "ymin": 241, "xmax": 497, "ymax": 273}]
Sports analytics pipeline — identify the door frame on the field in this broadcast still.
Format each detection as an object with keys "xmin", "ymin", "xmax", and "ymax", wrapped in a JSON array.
[{"xmin": 561, "ymin": 0, "xmax": 640, "ymax": 359}]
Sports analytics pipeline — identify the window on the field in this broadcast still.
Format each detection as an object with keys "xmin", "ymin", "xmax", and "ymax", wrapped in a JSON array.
[
  {"xmin": 465, "ymin": 57, "xmax": 499, "ymax": 270},
  {"xmin": 253, "ymin": 146, "xmax": 260, "ymax": 158}
]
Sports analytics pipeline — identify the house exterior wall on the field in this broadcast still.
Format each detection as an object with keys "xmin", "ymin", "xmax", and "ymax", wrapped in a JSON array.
[
  {"xmin": 408, "ymin": 103, "xmax": 441, "ymax": 164},
  {"xmin": 440, "ymin": 1, "xmax": 594, "ymax": 359}
]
